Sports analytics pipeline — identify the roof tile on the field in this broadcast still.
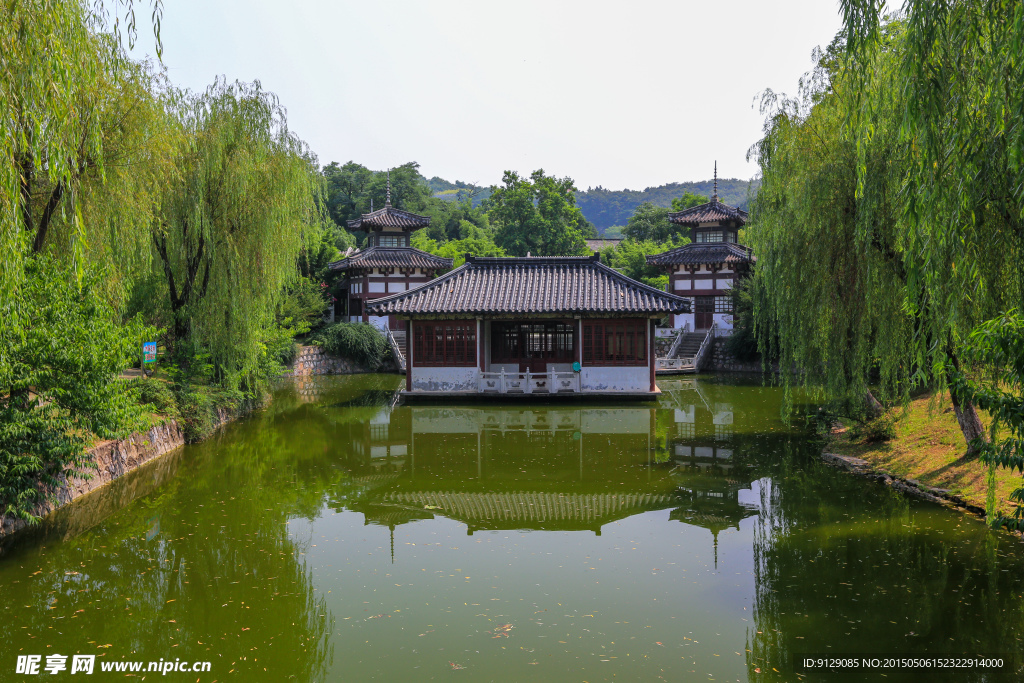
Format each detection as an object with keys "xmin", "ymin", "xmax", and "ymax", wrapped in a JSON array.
[
  {"xmin": 328, "ymin": 246, "xmax": 453, "ymax": 272},
  {"xmin": 366, "ymin": 255, "xmax": 689, "ymax": 316}
]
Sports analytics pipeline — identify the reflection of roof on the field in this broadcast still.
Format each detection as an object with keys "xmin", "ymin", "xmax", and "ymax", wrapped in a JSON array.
[
  {"xmin": 365, "ymin": 254, "xmax": 688, "ymax": 316},
  {"xmin": 378, "ymin": 490, "xmax": 676, "ymax": 530},
  {"xmin": 347, "ymin": 205, "xmax": 431, "ymax": 230},
  {"xmin": 646, "ymin": 242, "xmax": 754, "ymax": 267},
  {"xmin": 328, "ymin": 246, "xmax": 452, "ymax": 272},
  {"xmin": 668, "ymin": 199, "xmax": 747, "ymax": 226}
]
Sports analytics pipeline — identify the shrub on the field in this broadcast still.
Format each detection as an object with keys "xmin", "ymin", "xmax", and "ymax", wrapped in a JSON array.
[
  {"xmin": 851, "ymin": 414, "xmax": 898, "ymax": 443},
  {"xmin": 133, "ymin": 378, "xmax": 177, "ymax": 415},
  {"xmin": 309, "ymin": 323, "xmax": 391, "ymax": 370}
]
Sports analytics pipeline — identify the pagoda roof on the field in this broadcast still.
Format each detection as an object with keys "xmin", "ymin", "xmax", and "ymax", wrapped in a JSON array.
[
  {"xmin": 328, "ymin": 246, "xmax": 453, "ymax": 272},
  {"xmin": 668, "ymin": 199, "xmax": 748, "ymax": 227},
  {"xmin": 365, "ymin": 254, "xmax": 690, "ymax": 317},
  {"xmin": 346, "ymin": 204, "xmax": 431, "ymax": 230},
  {"xmin": 646, "ymin": 242, "xmax": 754, "ymax": 268}
]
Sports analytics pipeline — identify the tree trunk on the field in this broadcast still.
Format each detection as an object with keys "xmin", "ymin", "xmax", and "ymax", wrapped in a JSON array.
[
  {"xmin": 864, "ymin": 390, "xmax": 884, "ymax": 419},
  {"xmin": 949, "ymin": 388, "xmax": 986, "ymax": 457},
  {"xmin": 948, "ymin": 347, "xmax": 987, "ymax": 458}
]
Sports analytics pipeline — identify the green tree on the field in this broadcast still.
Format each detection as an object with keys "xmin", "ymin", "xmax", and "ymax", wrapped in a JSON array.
[
  {"xmin": 322, "ymin": 161, "xmax": 373, "ymax": 228},
  {"xmin": 671, "ymin": 191, "xmax": 708, "ymax": 212},
  {"xmin": 600, "ymin": 237, "xmax": 684, "ymax": 289},
  {"xmin": 488, "ymin": 169, "xmax": 589, "ymax": 256},
  {"xmin": 749, "ymin": 32, "xmax": 931, "ymax": 425},
  {"xmin": 623, "ymin": 202, "xmax": 673, "ymax": 242},
  {"xmin": 151, "ymin": 79, "xmax": 321, "ymax": 390},
  {"xmin": 0, "ymin": 257, "xmax": 154, "ymax": 521},
  {"xmin": 948, "ymin": 311, "xmax": 1024, "ymax": 528},
  {"xmin": 411, "ymin": 221, "xmax": 506, "ymax": 269},
  {"xmin": 836, "ymin": 2, "xmax": 1024, "ymax": 445}
]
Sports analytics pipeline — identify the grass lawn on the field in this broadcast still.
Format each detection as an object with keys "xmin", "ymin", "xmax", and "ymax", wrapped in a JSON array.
[{"xmin": 827, "ymin": 390, "xmax": 1020, "ymax": 518}]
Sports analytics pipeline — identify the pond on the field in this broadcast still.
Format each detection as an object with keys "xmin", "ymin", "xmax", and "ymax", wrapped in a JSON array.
[{"xmin": 1, "ymin": 374, "xmax": 1023, "ymax": 681}]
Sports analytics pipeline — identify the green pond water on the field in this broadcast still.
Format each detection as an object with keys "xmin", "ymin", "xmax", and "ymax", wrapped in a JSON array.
[{"xmin": 2, "ymin": 374, "xmax": 1023, "ymax": 682}]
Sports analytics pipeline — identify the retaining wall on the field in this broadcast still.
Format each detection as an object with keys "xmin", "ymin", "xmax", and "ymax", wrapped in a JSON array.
[{"xmin": 283, "ymin": 345, "xmax": 388, "ymax": 377}]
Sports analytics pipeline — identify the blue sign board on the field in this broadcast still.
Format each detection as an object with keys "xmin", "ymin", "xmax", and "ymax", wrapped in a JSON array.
[{"xmin": 143, "ymin": 342, "xmax": 157, "ymax": 364}]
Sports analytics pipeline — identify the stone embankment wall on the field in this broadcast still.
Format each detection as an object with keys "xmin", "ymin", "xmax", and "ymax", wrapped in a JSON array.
[
  {"xmin": 283, "ymin": 345, "xmax": 390, "ymax": 377},
  {"xmin": 707, "ymin": 338, "xmax": 777, "ymax": 373},
  {"xmin": 0, "ymin": 410, "xmax": 233, "ymax": 539}
]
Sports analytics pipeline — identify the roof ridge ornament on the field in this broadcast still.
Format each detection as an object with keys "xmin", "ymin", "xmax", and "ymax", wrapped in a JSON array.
[
  {"xmin": 712, "ymin": 161, "xmax": 718, "ymax": 202},
  {"xmin": 386, "ymin": 169, "xmax": 392, "ymax": 207}
]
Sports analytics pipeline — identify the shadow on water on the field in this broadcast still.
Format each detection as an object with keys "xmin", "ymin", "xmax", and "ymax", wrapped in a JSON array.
[{"xmin": 0, "ymin": 372, "xmax": 1022, "ymax": 681}]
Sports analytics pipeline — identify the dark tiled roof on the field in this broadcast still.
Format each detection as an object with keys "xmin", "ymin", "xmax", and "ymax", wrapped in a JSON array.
[
  {"xmin": 366, "ymin": 254, "xmax": 689, "ymax": 316},
  {"xmin": 668, "ymin": 199, "xmax": 748, "ymax": 226},
  {"xmin": 347, "ymin": 204, "xmax": 431, "ymax": 230},
  {"xmin": 646, "ymin": 243, "xmax": 755, "ymax": 267},
  {"xmin": 328, "ymin": 246, "xmax": 453, "ymax": 272}
]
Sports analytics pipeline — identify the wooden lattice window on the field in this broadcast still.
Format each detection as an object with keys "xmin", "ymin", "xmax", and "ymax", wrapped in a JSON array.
[
  {"xmin": 582, "ymin": 319, "xmax": 648, "ymax": 366},
  {"xmin": 413, "ymin": 321, "xmax": 477, "ymax": 366}
]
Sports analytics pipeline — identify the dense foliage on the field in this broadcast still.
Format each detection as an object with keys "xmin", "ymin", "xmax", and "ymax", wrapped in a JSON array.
[
  {"xmin": 1, "ymin": 4, "xmax": 327, "ymax": 520},
  {"xmin": 310, "ymin": 323, "xmax": 392, "ymax": 371},
  {"xmin": 486, "ymin": 169, "xmax": 595, "ymax": 257},
  {"xmin": 750, "ymin": 1, "xmax": 1024, "ymax": 481},
  {"xmin": 0, "ymin": 257, "xmax": 154, "ymax": 521},
  {"xmin": 577, "ymin": 179, "xmax": 757, "ymax": 231},
  {"xmin": 948, "ymin": 311, "xmax": 1024, "ymax": 529}
]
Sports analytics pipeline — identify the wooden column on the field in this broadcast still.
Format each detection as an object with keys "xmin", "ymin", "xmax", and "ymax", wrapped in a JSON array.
[
  {"xmin": 406, "ymin": 319, "xmax": 412, "ymax": 392},
  {"xmin": 649, "ymin": 318, "xmax": 656, "ymax": 392},
  {"xmin": 478, "ymin": 319, "xmax": 484, "ymax": 371}
]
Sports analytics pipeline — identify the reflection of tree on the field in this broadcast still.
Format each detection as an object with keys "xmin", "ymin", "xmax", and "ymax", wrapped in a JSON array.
[
  {"xmin": 0, "ymin": 378, "xmax": 367, "ymax": 682},
  {"xmin": 747, "ymin": 438, "xmax": 1024, "ymax": 683}
]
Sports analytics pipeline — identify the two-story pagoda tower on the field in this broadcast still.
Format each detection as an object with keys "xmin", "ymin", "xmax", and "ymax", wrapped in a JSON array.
[
  {"xmin": 329, "ymin": 174, "xmax": 452, "ymax": 331},
  {"xmin": 646, "ymin": 164, "xmax": 754, "ymax": 332}
]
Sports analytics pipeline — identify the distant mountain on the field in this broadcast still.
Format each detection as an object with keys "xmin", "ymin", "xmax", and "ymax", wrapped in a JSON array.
[
  {"xmin": 425, "ymin": 174, "xmax": 760, "ymax": 233},
  {"xmin": 575, "ymin": 178, "xmax": 760, "ymax": 232}
]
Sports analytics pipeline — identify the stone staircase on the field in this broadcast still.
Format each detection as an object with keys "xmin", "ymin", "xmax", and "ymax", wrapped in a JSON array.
[
  {"xmin": 655, "ymin": 330, "xmax": 712, "ymax": 374},
  {"xmin": 673, "ymin": 332, "xmax": 706, "ymax": 362},
  {"xmin": 386, "ymin": 328, "xmax": 408, "ymax": 373}
]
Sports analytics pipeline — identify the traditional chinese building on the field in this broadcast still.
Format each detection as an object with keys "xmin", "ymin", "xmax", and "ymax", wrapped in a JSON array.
[
  {"xmin": 329, "ymin": 182, "xmax": 452, "ymax": 331},
  {"xmin": 646, "ymin": 165, "xmax": 754, "ymax": 332},
  {"xmin": 364, "ymin": 254, "xmax": 689, "ymax": 398}
]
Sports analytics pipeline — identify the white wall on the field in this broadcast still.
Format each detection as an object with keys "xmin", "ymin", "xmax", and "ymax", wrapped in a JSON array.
[
  {"xmin": 410, "ymin": 366, "xmax": 479, "ymax": 392},
  {"xmin": 673, "ymin": 312, "xmax": 695, "ymax": 330},
  {"xmin": 580, "ymin": 366, "xmax": 649, "ymax": 393},
  {"xmin": 368, "ymin": 315, "xmax": 389, "ymax": 331},
  {"xmin": 713, "ymin": 313, "xmax": 733, "ymax": 331}
]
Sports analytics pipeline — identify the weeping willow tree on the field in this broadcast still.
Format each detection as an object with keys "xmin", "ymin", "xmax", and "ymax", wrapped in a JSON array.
[
  {"xmin": 1, "ymin": 0, "xmax": 163, "ymax": 292},
  {"xmin": 751, "ymin": 4, "xmax": 1023, "ymax": 452},
  {"xmin": 152, "ymin": 79, "xmax": 323, "ymax": 391},
  {"xmin": 748, "ymin": 34, "xmax": 915, "ymax": 420},
  {"xmin": 838, "ymin": 0, "xmax": 1024, "ymax": 447}
]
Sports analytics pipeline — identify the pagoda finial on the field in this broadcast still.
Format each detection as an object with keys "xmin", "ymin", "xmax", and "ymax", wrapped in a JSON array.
[
  {"xmin": 386, "ymin": 169, "xmax": 392, "ymax": 207},
  {"xmin": 712, "ymin": 161, "xmax": 718, "ymax": 202}
]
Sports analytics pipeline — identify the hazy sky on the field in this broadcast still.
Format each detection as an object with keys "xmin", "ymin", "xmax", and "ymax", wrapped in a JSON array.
[{"xmin": 127, "ymin": 0, "xmax": 844, "ymax": 190}]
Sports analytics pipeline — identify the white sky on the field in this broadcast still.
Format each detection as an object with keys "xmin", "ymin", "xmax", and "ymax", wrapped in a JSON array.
[{"xmin": 126, "ymin": 0, "xmax": 843, "ymax": 191}]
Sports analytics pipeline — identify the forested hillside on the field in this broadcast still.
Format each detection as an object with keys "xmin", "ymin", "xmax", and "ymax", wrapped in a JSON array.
[
  {"xmin": 426, "ymin": 175, "xmax": 759, "ymax": 232},
  {"xmin": 576, "ymin": 178, "xmax": 760, "ymax": 231}
]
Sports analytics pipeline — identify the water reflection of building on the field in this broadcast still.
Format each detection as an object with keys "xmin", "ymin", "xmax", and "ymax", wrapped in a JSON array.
[
  {"xmin": 322, "ymin": 384, "xmax": 760, "ymax": 560},
  {"xmin": 656, "ymin": 379, "xmax": 760, "ymax": 565},
  {"xmin": 338, "ymin": 406, "xmax": 681, "ymax": 535}
]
